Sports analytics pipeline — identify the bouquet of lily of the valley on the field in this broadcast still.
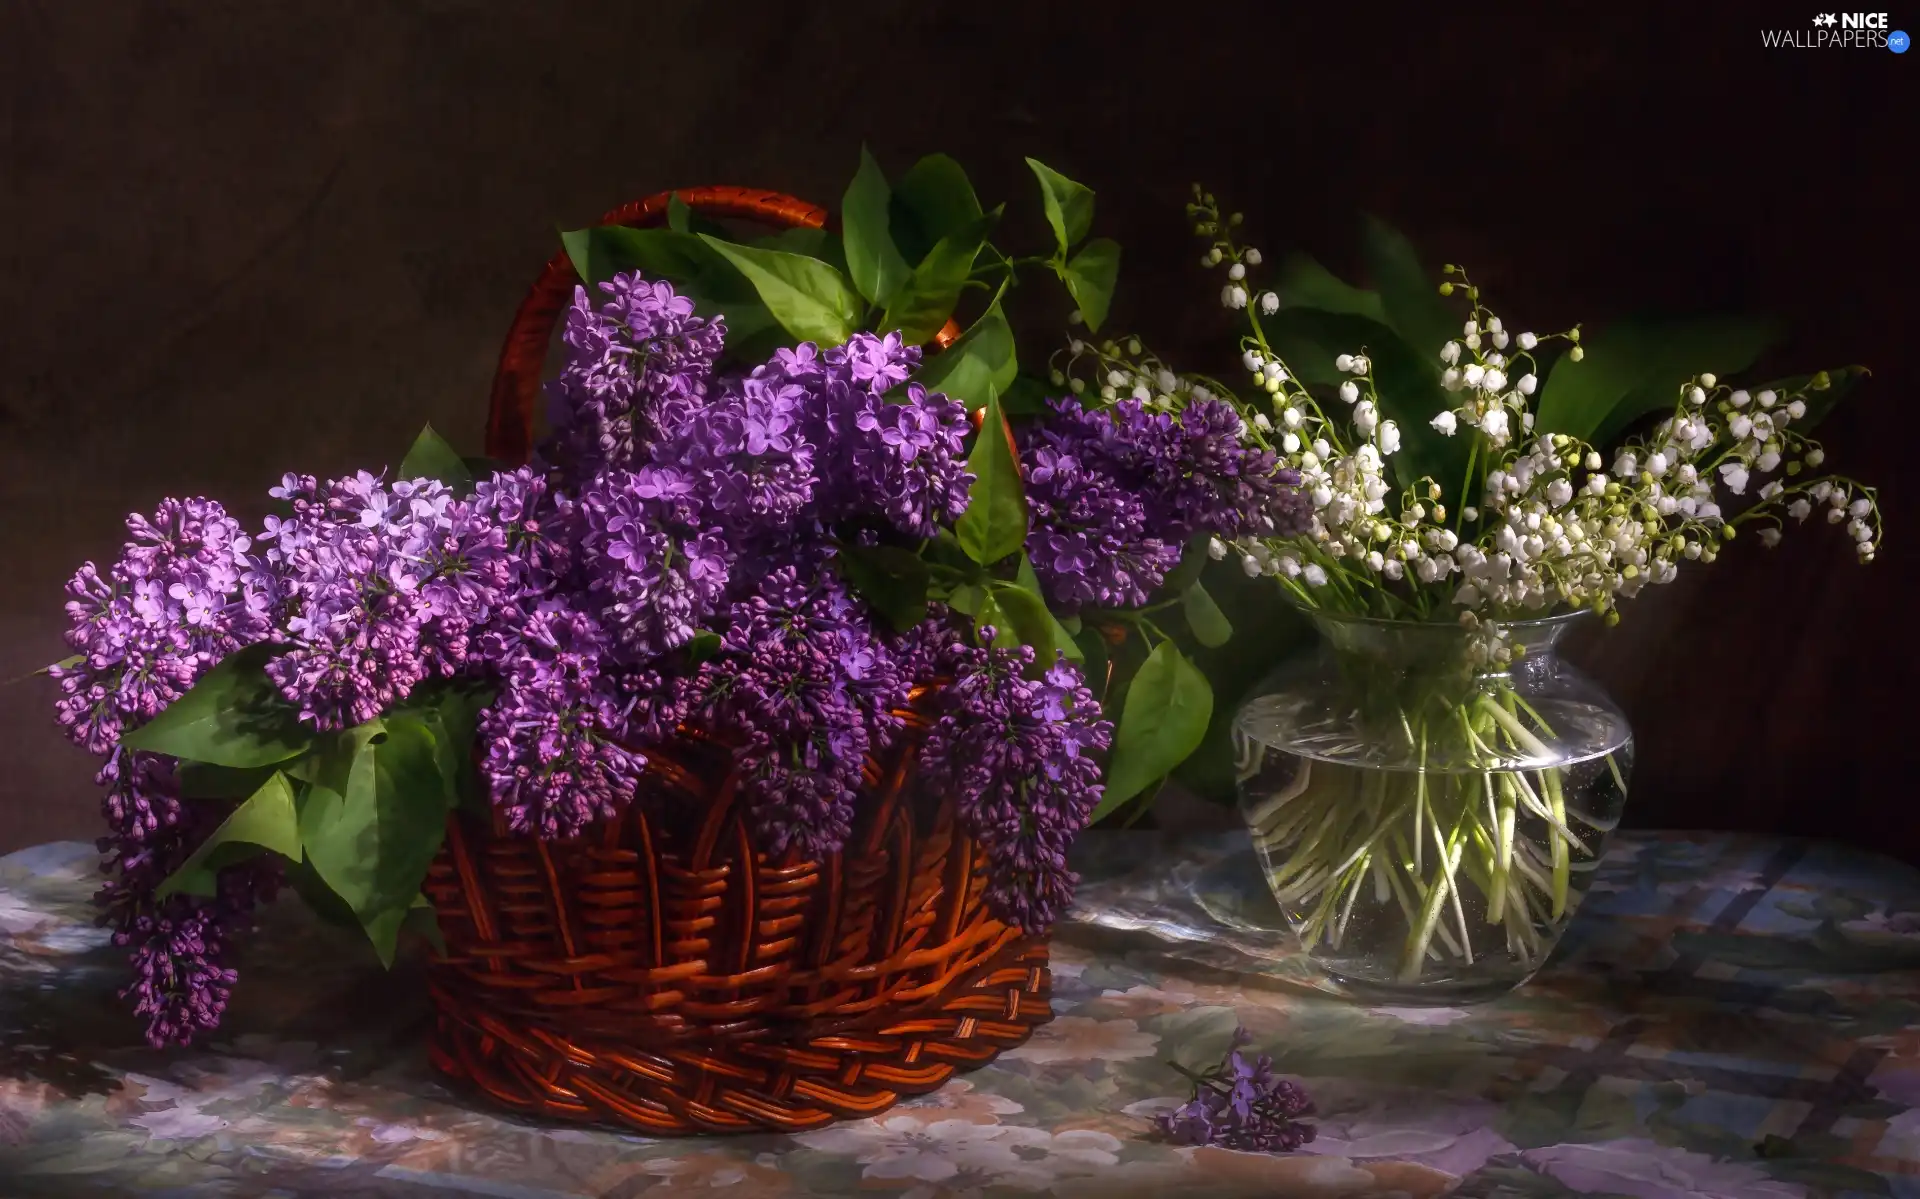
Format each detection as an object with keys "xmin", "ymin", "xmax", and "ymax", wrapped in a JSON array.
[
  {"xmin": 47, "ymin": 156, "xmax": 1306, "ymax": 1048},
  {"xmin": 1051, "ymin": 187, "xmax": 1883, "ymax": 985}
]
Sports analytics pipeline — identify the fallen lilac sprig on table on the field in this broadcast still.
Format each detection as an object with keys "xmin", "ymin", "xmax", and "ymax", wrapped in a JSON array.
[{"xmin": 1154, "ymin": 1026, "xmax": 1316, "ymax": 1152}]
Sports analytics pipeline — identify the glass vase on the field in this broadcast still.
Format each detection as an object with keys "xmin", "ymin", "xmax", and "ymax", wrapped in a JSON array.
[{"xmin": 1232, "ymin": 608, "xmax": 1632, "ymax": 1004}]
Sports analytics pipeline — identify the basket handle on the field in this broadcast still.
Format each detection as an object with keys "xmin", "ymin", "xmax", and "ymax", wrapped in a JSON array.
[{"xmin": 484, "ymin": 185, "xmax": 958, "ymax": 465}]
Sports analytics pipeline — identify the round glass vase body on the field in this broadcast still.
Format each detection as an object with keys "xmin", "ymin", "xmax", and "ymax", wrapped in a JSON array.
[{"xmin": 1233, "ymin": 608, "xmax": 1632, "ymax": 1004}]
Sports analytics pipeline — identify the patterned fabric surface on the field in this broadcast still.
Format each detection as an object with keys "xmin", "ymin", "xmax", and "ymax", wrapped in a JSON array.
[{"xmin": 3, "ymin": 830, "xmax": 1919, "ymax": 1198}]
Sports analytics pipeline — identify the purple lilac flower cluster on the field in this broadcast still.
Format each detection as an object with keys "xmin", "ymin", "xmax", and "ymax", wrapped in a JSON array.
[
  {"xmin": 1022, "ymin": 396, "xmax": 1306, "ymax": 610},
  {"xmin": 542, "ymin": 273, "xmax": 727, "ymax": 482},
  {"xmin": 50, "ymin": 498, "xmax": 279, "ymax": 1046},
  {"xmin": 918, "ymin": 626, "xmax": 1113, "ymax": 933},
  {"xmin": 255, "ymin": 471, "xmax": 517, "ymax": 731},
  {"xmin": 1155, "ymin": 1027, "xmax": 1317, "ymax": 1153}
]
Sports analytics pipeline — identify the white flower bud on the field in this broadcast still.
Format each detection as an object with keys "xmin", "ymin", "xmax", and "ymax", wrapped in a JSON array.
[
  {"xmin": 1228, "ymin": 263, "xmax": 1246, "ymax": 280},
  {"xmin": 1492, "ymin": 329, "xmax": 1510, "ymax": 349},
  {"xmin": 1263, "ymin": 361, "xmax": 1285, "ymax": 381},
  {"xmin": 1464, "ymin": 332, "xmax": 1482, "ymax": 350},
  {"xmin": 1339, "ymin": 380, "xmax": 1361, "ymax": 403},
  {"xmin": 1546, "ymin": 479, "xmax": 1574, "ymax": 507},
  {"xmin": 1253, "ymin": 411, "xmax": 1272, "ymax": 431},
  {"xmin": 1208, "ymin": 537, "xmax": 1228, "ymax": 560},
  {"xmin": 1585, "ymin": 451, "xmax": 1603, "ymax": 470},
  {"xmin": 1786, "ymin": 399, "xmax": 1806, "ymax": 420},
  {"xmin": 1281, "ymin": 406, "xmax": 1304, "ymax": 429},
  {"xmin": 1282, "ymin": 432, "xmax": 1301, "ymax": 453},
  {"xmin": 1718, "ymin": 463, "xmax": 1750, "ymax": 495},
  {"xmin": 1349, "ymin": 355, "xmax": 1371, "ymax": 375},
  {"xmin": 1464, "ymin": 319, "xmax": 1479, "ymax": 336},
  {"xmin": 1849, "ymin": 497, "xmax": 1872, "ymax": 518},
  {"xmin": 1311, "ymin": 485, "xmax": 1333, "ymax": 508},
  {"xmin": 1431, "ymin": 410, "xmax": 1459, "ymax": 436},
  {"xmin": 1729, "ymin": 415, "xmax": 1752, "ymax": 440},
  {"xmin": 1758, "ymin": 528, "xmax": 1782, "ymax": 548},
  {"xmin": 1441, "ymin": 367, "xmax": 1464, "ymax": 392},
  {"xmin": 1353, "ymin": 400, "xmax": 1379, "ymax": 434},
  {"xmin": 1518, "ymin": 332, "xmax": 1538, "ymax": 350},
  {"xmin": 1688, "ymin": 386, "xmax": 1706, "ymax": 406},
  {"xmin": 1378, "ymin": 420, "xmax": 1402, "ymax": 455},
  {"xmin": 1613, "ymin": 453, "xmax": 1637, "ymax": 478},
  {"xmin": 1730, "ymin": 389, "xmax": 1750, "ymax": 408},
  {"xmin": 1302, "ymin": 563, "xmax": 1329, "ymax": 587},
  {"xmin": 1699, "ymin": 373, "xmax": 1717, "ymax": 388},
  {"xmin": 1259, "ymin": 291, "xmax": 1280, "ymax": 315},
  {"xmin": 1206, "ymin": 248, "xmax": 1223, "ymax": 265},
  {"xmin": 1806, "ymin": 448, "xmax": 1825, "ymax": 467},
  {"xmin": 1479, "ymin": 408, "xmax": 1510, "ymax": 441},
  {"xmin": 1788, "ymin": 499, "xmax": 1812, "ymax": 521},
  {"xmin": 1756, "ymin": 450, "xmax": 1781, "ymax": 473},
  {"xmin": 1440, "ymin": 341, "xmax": 1462, "ymax": 365},
  {"xmin": 1646, "ymin": 452, "xmax": 1669, "ymax": 477},
  {"xmin": 1463, "ymin": 363, "xmax": 1487, "ymax": 388},
  {"xmin": 1241, "ymin": 554, "xmax": 1262, "ymax": 577},
  {"xmin": 1334, "ymin": 354, "xmax": 1356, "ymax": 372},
  {"xmin": 1828, "ymin": 506, "xmax": 1847, "ymax": 524},
  {"xmin": 1482, "ymin": 367, "xmax": 1508, "ymax": 393},
  {"xmin": 1518, "ymin": 373, "xmax": 1537, "ymax": 395},
  {"xmin": 1757, "ymin": 390, "xmax": 1777, "ymax": 408},
  {"xmin": 1242, "ymin": 349, "xmax": 1263, "ymax": 372},
  {"xmin": 1244, "ymin": 248, "xmax": 1263, "ymax": 265},
  {"xmin": 1222, "ymin": 285, "xmax": 1248, "ymax": 309},
  {"xmin": 1850, "ymin": 520, "xmax": 1872, "ymax": 542},
  {"xmin": 1383, "ymin": 558, "xmax": 1405, "ymax": 580}
]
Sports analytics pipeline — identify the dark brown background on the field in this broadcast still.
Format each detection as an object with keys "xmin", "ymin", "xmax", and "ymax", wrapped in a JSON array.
[{"xmin": 1, "ymin": 1, "xmax": 1910, "ymax": 854}]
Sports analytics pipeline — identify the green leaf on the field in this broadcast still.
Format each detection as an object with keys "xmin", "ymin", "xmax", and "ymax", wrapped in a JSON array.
[
  {"xmin": 39, "ymin": 653, "xmax": 83, "ymax": 676},
  {"xmin": 285, "ymin": 855, "xmax": 363, "ymax": 933},
  {"xmin": 913, "ymin": 298, "xmax": 1016, "ymax": 410},
  {"xmin": 753, "ymin": 227, "xmax": 849, "ymax": 277},
  {"xmin": 685, "ymin": 630, "xmax": 724, "ymax": 666},
  {"xmin": 393, "ymin": 683, "xmax": 490, "ymax": 816},
  {"xmin": 1182, "ymin": 582, "xmax": 1233, "ymax": 648},
  {"xmin": 1272, "ymin": 253, "xmax": 1387, "ymax": 324},
  {"xmin": 698, "ymin": 235, "xmax": 862, "ymax": 346},
  {"xmin": 998, "ymin": 372, "xmax": 1053, "ymax": 417},
  {"xmin": 1025, "ymin": 158, "xmax": 1094, "ymax": 253},
  {"xmin": 1095, "ymin": 641, "xmax": 1214, "ymax": 820},
  {"xmin": 970, "ymin": 590, "xmax": 1024, "ymax": 651},
  {"xmin": 843, "ymin": 146, "xmax": 912, "ymax": 306},
  {"xmin": 953, "ymin": 386, "xmax": 1029, "ymax": 566},
  {"xmin": 1157, "ymin": 533, "xmax": 1213, "ymax": 600},
  {"xmin": 1538, "ymin": 316, "xmax": 1777, "ymax": 445},
  {"xmin": 1061, "ymin": 238, "xmax": 1121, "ymax": 333},
  {"xmin": 1360, "ymin": 215, "xmax": 1456, "ymax": 368},
  {"xmin": 889, "ymin": 153, "xmax": 982, "ymax": 265},
  {"xmin": 405, "ymin": 893, "xmax": 448, "ymax": 959},
  {"xmin": 945, "ymin": 581, "xmax": 987, "ymax": 619},
  {"xmin": 177, "ymin": 762, "xmax": 281, "ymax": 801},
  {"xmin": 993, "ymin": 562, "xmax": 1083, "ymax": 666},
  {"xmin": 297, "ymin": 719, "xmax": 450, "ymax": 966},
  {"xmin": 834, "ymin": 543, "xmax": 931, "ymax": 633},
  {"xmin": 156, "ymin": 771, "xmax": 302, "ymax": 900},
  {"xmin": 880, "ymin": 211, "xmax": 996, "ymax": 346},
  {"xmin": 1073, "ymin": 625, "xmax": 1111, "ymax": 703},
  {"xmin": 560, "ymin": 224, "xmax": 783, "ymax": 361},
  {"xmin": 398, "ymin": 424, "xmax": 473, "ymax": 493},
  {"xmin": 1574, "ymin": 318, "xmax": 1781, "ymax": 449},
  {"xmin": 118, "ymin": 643, "xmax": 312, "ymax": 768},
  {"xmin": 665, "ymin": 192, "xmax": 730, "ymax": 239}
]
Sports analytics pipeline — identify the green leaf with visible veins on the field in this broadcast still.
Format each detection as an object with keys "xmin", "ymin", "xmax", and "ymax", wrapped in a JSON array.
[{"xmin": 118, "ymin": 643, "xmax": 312, "ymax": 768}]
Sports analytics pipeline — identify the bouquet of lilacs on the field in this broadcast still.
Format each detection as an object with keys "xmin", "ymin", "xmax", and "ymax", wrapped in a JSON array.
[
  {"xmin": 47, "ymin": 157, "xmax": 1301, "ymax": 1048},
  {"xmin": 1054, "ymin": 187, "xmax": 1884, "ymax": 985}
]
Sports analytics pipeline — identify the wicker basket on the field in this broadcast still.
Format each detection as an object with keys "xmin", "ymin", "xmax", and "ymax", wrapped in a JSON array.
[{"xmin": 421, "ymin": 187, "xmax": 1050, "ymax": 1135}]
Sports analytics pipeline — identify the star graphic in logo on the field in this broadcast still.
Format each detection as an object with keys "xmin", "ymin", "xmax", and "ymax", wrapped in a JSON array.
[{"xmin": 1813, "ymin": 12, "xmax": 1837, "ymax": 25}]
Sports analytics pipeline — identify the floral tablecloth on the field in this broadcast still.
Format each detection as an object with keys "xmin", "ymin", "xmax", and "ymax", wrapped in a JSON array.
[{"xmin": 4, "ymin": 830, "xmax": 1920, "ymax": 1198}]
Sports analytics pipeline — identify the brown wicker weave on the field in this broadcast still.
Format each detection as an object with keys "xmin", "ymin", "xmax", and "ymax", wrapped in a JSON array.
[{"xmin": 422, "ymin": 187, "xmax": 1050, "ymax": 1135}]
